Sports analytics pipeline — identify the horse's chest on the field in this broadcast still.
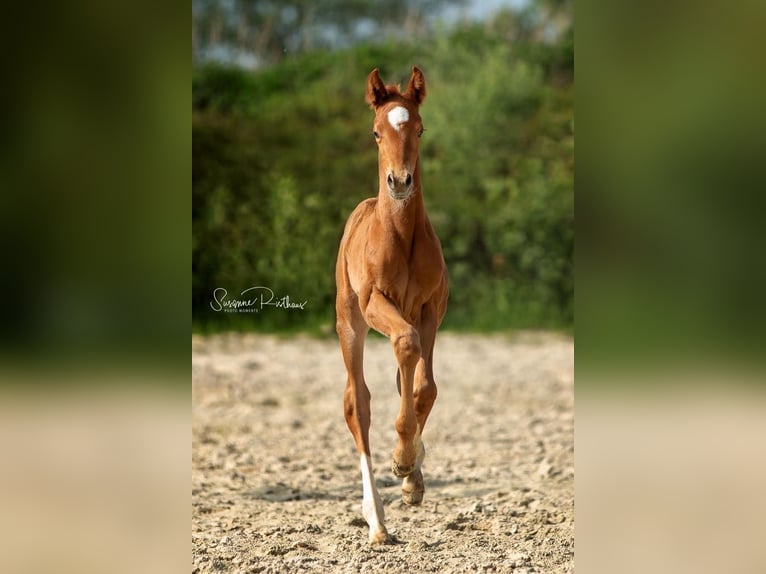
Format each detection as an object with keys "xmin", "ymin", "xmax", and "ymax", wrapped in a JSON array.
[{"xmin": 370, "ymin": 250, "xmax": 441, "ymax": 318}]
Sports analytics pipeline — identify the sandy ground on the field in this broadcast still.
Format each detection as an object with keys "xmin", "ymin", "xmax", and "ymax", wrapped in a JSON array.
[{"xmin": 192, "ymin": 332, "xmax": 573, "ymax": 573}]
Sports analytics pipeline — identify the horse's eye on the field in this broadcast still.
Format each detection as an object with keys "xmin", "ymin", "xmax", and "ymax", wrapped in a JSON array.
[
  {"xmin": 372, "ymin": 131, "xmax": 380, "ymax": 139},
  {"xmin": 417, "ymin": 128, "xmax": 425, "ymax": 138}
]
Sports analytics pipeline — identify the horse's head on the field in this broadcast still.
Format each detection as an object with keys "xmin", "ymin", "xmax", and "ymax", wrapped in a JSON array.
[{"xmin": 366, "ymin": 67, "xmax": 427, "ymax": 201}]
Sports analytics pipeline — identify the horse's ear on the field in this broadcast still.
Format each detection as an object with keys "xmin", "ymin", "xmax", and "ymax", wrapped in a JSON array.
[
  {"xmin": 366, "ymin": 68, "xmax": 389, "ymax": 109},
  {"xmin": 403, "ymin": 66, "xmax": 426, "ymax": 105}
]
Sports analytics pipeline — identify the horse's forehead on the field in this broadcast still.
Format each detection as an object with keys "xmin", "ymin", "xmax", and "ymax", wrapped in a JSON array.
[
  {"xmin": 387, "ymin": 106, "xmax": 409, "ymax": 131},
  {"xmin": 379, "ymin": 103, "xmax": 417, "ymax": 132}
]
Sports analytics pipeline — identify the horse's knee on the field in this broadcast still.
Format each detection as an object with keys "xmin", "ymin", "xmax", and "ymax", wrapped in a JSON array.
[
  {"xmin": 344, "ymin": 382, "xmax": 371, "ymax": 432},
  {"xmin": 392, "ymin": 327, "xmax": 421, "ymax": 366},
  {"xmin": 336, "ymin": 317, "xmax": 358, "ymax": 340}
]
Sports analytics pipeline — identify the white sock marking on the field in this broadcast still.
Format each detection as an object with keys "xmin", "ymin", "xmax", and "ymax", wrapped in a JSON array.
[
  {"xmin": 387, "ymin": 106, "xmax": 409, "ymax": 131},
  {"xmin": 414, "ymin": 423, "xmax": 424, "ymax": 465},
  {"xmin": 359, "ymin": 453, "xmax": 386, "ymax": 541}
]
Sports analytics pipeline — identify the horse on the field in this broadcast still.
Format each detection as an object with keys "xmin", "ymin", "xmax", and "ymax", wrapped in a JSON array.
[{"xmin": 335, "ymin": 66, "xmax": 449, "ymax": 544}]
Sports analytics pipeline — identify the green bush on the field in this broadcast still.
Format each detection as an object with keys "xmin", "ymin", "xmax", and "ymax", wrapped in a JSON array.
[{"xmin": 193, "ymin": 21, "xmax": 572, "ymax": 333}]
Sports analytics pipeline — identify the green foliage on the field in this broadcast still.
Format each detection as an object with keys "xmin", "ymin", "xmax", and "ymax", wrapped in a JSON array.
[{"xmin": 193, "ymin": 16, "xmax": 573, "ymax": 333}]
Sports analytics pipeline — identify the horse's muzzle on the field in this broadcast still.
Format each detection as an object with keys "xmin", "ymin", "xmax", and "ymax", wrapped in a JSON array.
[{"xmin": 386, "ymin": 171, "xmax": 413, "ymax": 200}]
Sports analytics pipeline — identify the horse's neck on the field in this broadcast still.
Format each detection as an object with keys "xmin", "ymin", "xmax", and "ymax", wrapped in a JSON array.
[{"xmin": 376, "ymin": 183, "xmax": 424, "ymax": 249}]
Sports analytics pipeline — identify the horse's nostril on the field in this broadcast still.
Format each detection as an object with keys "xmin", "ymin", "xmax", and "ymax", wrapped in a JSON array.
[
  {"xmin": 405, "ymin": 173, "xmax": 412, "ymax": 187},
  {"xmin": 387, "ymin": 173, "xmax": 394, "ymax": 189}
]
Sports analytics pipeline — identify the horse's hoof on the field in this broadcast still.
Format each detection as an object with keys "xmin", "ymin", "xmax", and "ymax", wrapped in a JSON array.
[
  {"xmin": 402, "ymin": 489, "xmax": 424, "ymax": 505},
  {"xmin": 402, "ymin": 469, "xmax": 425, "ymax": 505},
  {"xmin": 369, "ymin": 527, "xmax": 390, "ymax": 545},
  {"xmin": 391, "ymin": 458, "xmax": 415, "ymax": 477}
]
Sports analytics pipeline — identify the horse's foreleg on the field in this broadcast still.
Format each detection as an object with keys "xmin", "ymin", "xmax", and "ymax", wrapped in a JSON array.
[
  {"xmin": 337, "ymin": 304, "xmax": 388, "ymax": 544},
  {"xmin": 364, "ymin": 289, "xmax": 421, "ymax": 479}
]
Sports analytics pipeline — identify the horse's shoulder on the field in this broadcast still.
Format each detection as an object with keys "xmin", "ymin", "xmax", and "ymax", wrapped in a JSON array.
[
  {"xmin": 342, "ymin": 198, "xmax": 376, "ymax": 234},
  {"xmin": 352, "ymin": 197, "xmax": 377, "ymax": 218}
]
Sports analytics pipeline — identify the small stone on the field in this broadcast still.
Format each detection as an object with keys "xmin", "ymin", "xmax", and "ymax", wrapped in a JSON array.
[
  {"xmin": 406, "ymin": 540, "xmax": 428, "ymax": 552},
  {"xmin": 509, "ymin": 552, "xmax": 527, "ymax": 565},
  {"xmin": 546, "ymin": 513, "xmax": 565, "ymax": 525}
]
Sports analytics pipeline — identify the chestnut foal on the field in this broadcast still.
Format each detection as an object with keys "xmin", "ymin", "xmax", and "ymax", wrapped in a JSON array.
[{"xmin": 335, "ymin": 67, "xmax": 448, "ymax": 544}]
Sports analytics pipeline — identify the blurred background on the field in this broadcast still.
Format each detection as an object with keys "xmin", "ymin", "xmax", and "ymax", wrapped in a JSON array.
[
  {"xmin": 192, "ymin": 0, "xmax": 574, "ymax": 333},
  {"xmin": 0, "ymin": 0, "xmax": 763, "ymax": 572},
  {"xmin": 576, "ymin": 3, "xmax": 766, "ymax": 573}
]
